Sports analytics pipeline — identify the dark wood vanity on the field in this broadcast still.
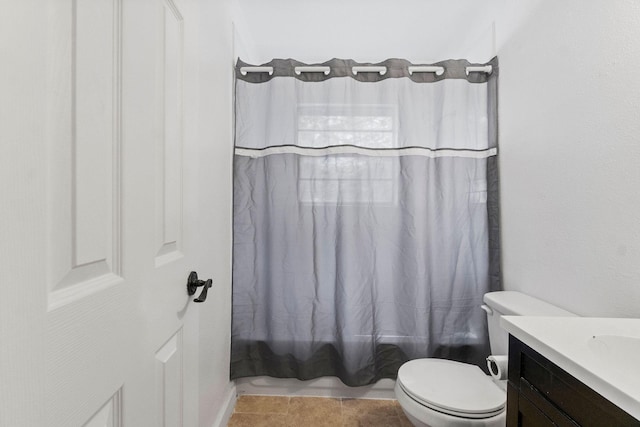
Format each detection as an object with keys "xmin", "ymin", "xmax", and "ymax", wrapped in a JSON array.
[{"xmin": 506, "ymin": 335, "xmax": 640, "ymax": 426}]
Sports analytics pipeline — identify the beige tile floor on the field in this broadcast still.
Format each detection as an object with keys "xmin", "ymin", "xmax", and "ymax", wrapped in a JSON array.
[{"xmin": 227, "ymin": 395, "xmax": 413, "ymax": 427}]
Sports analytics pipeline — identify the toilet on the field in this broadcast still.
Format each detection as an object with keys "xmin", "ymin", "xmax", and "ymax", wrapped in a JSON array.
[{"xmin": 395, "ymin": 291, "xmax": 576, "ymax": 427}]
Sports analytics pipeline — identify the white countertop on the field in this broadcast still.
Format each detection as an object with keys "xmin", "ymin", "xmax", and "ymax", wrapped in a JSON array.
[{"xmin": 501, "ymin": 316, "xmax": 640, "ymax": 420}]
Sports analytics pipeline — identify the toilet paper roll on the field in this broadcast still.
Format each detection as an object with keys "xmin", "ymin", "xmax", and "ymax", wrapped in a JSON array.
[{"xmin": 487, "ymin": 355, "xmax": 508, "ymax": 380}]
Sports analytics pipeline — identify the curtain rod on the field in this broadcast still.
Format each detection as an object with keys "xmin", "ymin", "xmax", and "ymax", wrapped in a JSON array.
[
  {"xmin": 352, "ymin": 66, "xmax": 387, "ymax": 76},
  {"xmin": 466, "ymin": 65, "xmax": 493, "ymax": 75},
  {"xmin": 294, "ymin": 66, "xmax": 331, "ymax": 75},
  {"xmin": 239, "ymin": 64, "xmax": 493, "ymax": 76},
  {"xmin": 240, "ymin": 66, "xmax": 274, "ymax": 76},
  {"xmin": 408, "ymin": 66, "xmax": 445, "ymax": 76}
]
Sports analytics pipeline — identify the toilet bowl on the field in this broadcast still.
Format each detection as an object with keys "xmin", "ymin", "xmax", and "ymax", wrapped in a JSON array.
[
  {"xmin": 394, "ymin": 291, "xmax": 577, "ymax": 427},
  {"xmin": 395, "ymin": 359, "xmax": 505, "ymax": 427}
]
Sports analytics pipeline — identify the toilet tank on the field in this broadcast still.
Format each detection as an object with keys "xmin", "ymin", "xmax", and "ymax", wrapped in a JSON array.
[{"xmin": 482, "ymin": 291, "xmax": 576, "ymax": 355}]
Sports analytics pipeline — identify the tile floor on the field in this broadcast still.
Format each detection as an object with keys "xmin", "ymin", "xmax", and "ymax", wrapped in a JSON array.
[{"xmin": 227, "ymin": 395, "xmax": 413, "ymax": 427}]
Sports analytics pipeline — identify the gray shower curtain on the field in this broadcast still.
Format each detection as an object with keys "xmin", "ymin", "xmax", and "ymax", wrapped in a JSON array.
[{"xmin": 231, "ymin": 58, "xmax": 500, "ymax": 386}]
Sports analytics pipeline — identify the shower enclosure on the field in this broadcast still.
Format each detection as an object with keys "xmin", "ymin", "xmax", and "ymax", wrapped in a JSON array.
[{"xmin": 231, "ymin": 57, "xmax": 500, "ymax": 387}]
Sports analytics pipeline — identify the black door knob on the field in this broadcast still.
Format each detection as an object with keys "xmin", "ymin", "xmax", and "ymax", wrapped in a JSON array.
[{"xmin": 186, "ymin": 271, "xmax": 213, "ymax": 303}]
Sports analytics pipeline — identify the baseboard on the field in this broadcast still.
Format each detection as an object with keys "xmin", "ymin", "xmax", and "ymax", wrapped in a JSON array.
[
  {"xmin": 235, "ymin": 377, "xmax": 396, "ymax": 400},
  {"xmin": 210, "ymin": 382, "xmax": 237, "ymax": 427}
]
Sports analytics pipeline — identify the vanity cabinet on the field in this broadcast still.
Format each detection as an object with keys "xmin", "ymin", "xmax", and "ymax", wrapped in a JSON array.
[{"xmin": 506, "ymin": 335, "xmax": 639, "ymax": 427}]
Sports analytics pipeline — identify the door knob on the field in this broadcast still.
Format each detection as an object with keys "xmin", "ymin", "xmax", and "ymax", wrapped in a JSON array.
[{"xmin": 186, "ymin": 271, "xmax": 213, "ymax": 303}]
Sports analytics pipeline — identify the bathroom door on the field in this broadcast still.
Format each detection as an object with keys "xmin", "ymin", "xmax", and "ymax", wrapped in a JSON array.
[{"xmin": 0, "ymin": 0, "xmax": 208, "ymax": 425}]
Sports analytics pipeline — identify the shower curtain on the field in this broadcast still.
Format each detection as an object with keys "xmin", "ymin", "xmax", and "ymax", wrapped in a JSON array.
[{"xmin": 231, "ymin": 58, "xmax": 500, "ymax": 386}]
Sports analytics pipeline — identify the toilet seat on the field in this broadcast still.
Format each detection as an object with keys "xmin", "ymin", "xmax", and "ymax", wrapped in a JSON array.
[{"xmin": 397, "ymin": 359, "xmax": 505, "ymax": 419}]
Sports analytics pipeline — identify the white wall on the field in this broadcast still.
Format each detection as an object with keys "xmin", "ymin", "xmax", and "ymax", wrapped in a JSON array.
[
  {"xmin": 191, "ymin": 1, "xmax": 236, "ymax": 426},
  {"xmin": 231, "ymin": 1, "xmax": 260, "ymax": 63},
  {"xmin": 498, "ymin": 0, "xmax": 640, "ymax": 317},
  {"xmin": 234, "ymin": 0, "xmax": 503, "ymax": 63}
]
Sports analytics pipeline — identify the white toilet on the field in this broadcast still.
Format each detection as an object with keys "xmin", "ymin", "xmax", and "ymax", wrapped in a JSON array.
[{"xmin": 395, "ymin": 291, "xmax": 575, "ymax": 427}]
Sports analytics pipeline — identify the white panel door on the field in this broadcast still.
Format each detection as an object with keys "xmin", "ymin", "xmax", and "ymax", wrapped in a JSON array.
[{"xmin": 0, "ymin": 0, "xmax": 209, "ymax": 426}]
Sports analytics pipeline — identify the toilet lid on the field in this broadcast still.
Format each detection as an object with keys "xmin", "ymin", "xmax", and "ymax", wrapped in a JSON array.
[{"xmin": 397, "ymin": 359, "xmax": 505, "ymax": 418}]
